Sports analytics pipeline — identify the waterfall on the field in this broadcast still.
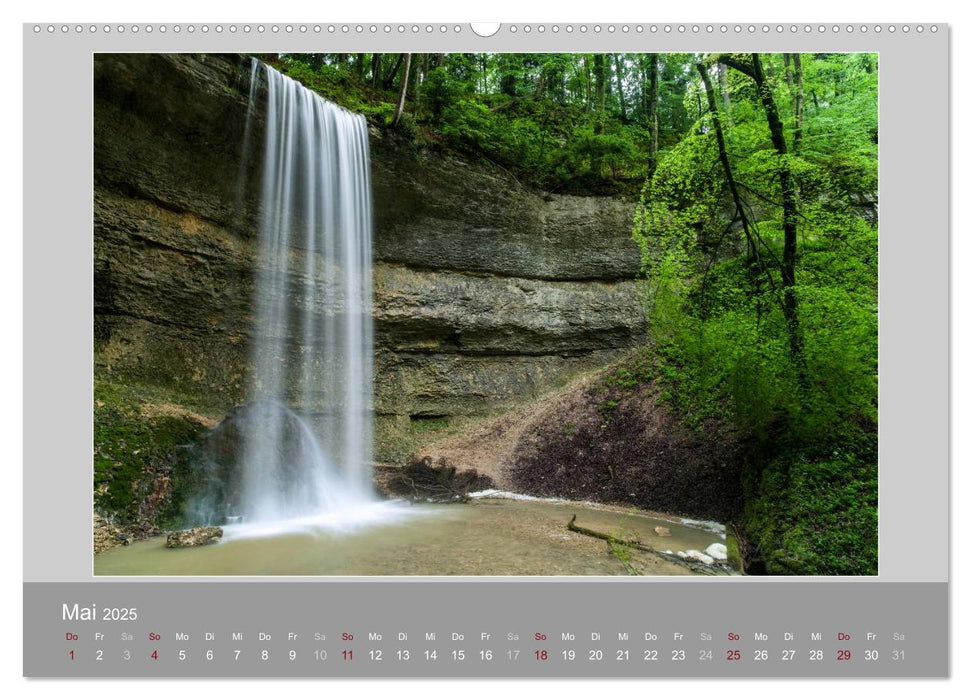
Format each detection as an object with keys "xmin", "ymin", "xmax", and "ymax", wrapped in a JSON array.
[{"xmin": 237, "ymin": 61, "xmax": 375, "ymax": 524}]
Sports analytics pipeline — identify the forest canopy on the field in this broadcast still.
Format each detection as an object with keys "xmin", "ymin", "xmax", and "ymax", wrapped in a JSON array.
[{"xmin": 270, "ymin": 52, "xmax": 875, "ymax": 196}]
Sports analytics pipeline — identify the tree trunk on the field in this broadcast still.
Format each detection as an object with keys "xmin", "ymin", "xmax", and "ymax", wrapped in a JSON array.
[
  {"xmin": 371, "ymin": 54, "xmax": 382, "ymax": 88},
  {"xmin": 392, "ymin": 54, "xmax": 412, "ymax": 129},
  {"xmin": 383, "ymin": 53, "xmax": 404, "ymax": 89},
  {"xmin": 647, "ymin": 54, "xmax": 660, "ymax": 177},
  {"xmin": 614, "ymin": 54, "xmax": 628, "ymax": 122},
  {"xmin": 592, "ymin": 54, "xmax": 607, "ymax": 176},
  {"xmin": 415, "ymin": 54, "xmax": 429, "ymax": 116},
  {"xmin": 783, "ymin": 53, "xmax": 795, "ymax": 105},
  {"xmin": 639, "ymin": 57, "xmax": 648, "ymax": 116},
  {"xmin": 792, "ymin": 54, "xmax": 805, "ymax": 152},
  {"xmin": 499, "ymin": 55, "xmax": 517, "ymax": 96},
  {"xmin": 696, "ymin": 63, "xmax": 757, "ymax": 261},
  {"xmin": 718, "ymin": 63, "xmax": 733, "ymax": 123},
  {"xmin": 583, "ymin": 55, "xmax": 592, "ymax": 112},
  {"xmin": 594, "ymin": 54, "xmax": 606, "ymax": 131},
  {"xmin": 355, "ymin": 54, "xmax": 365, "ymax": 80},
  {"xmin": 750, "ymin": 53, "xmax": 803, "ymax": 362}
]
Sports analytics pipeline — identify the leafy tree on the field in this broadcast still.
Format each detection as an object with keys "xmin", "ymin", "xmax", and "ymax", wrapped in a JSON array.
[{"xmin": 633, "ymin": 52, "xmax": 877, "ymax": 575}]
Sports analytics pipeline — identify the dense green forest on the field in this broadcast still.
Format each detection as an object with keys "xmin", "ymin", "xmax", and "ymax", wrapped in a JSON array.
[{"xmin": 268, "ymin": 52, "xmax": 878, "ymax": 575}]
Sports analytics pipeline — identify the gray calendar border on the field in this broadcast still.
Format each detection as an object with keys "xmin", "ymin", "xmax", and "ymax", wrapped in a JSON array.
[
  {"xmin": 23, "ymin": 581, "xmax": 949, "ymax": 677},
  {"xmin": 23, "ymin": 23, "xmax": 949, "ymax": 583}
]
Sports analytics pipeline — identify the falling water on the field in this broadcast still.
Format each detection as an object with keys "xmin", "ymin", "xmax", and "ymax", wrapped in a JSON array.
[{"xmin": 236, "ymin": 61, "xmax": 376, "ymax": 525}]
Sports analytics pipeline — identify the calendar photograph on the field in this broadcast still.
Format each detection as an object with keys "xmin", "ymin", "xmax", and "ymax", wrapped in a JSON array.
[{"xmin": 92, "ymin": 51, "xmax": 878, "ymax": 577}]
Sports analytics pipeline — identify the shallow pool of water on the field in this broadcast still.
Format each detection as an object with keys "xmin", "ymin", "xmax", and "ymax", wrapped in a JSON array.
[{"xmin": 94, "ymin": 498, "xmax": 733, "ymax": 576}]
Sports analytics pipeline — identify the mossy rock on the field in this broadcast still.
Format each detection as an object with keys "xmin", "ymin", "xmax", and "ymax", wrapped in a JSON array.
[
  {"xmin": 725, "ymin": 532, "xmax": 742, "ymax": 571},
  {"xmin": 94, "ymin": 378, "xmax": 218, "ymax": 527},
  {"xmin": 739, "ymin": 449, "xmax": 878, "ymax": 576}
]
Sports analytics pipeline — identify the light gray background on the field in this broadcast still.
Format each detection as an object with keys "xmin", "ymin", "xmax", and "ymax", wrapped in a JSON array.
[{"xmin": 23, "ymin": 23, "xmax": 949, "ymax": 583}]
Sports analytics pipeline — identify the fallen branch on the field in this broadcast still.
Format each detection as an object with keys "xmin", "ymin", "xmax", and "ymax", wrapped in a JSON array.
[
  {"xmin": 567, "ymin": 515, "xmax": 717, "ymax": 575},
  {"xmin": 568, "ymin": 514, "xmax": 640, "ymax": 547}
]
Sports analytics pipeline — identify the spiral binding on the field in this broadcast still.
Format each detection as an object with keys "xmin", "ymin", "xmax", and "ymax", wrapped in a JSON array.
[{"xmin": 30, "ymin": 23, "xmax": 939, "ymax": 36}]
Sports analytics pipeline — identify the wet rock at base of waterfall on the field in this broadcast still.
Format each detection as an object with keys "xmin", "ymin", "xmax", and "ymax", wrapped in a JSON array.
[
  {"xmin": 93, "ymin": 514, "xmax": 127, "ymax": 554},
  {"xmin": 166, "ymin": 526, "xmax": 223, "ymax": 548},
  {"xmin": 184, "ymin": 401, "xmax": 331, "ymax": 525},
  {"xmin": 705, "ymin": 542, "xmax": 728, "ymax": 561},
  {"xmin": 654, "ymin": 526, "xmax": 671, "ymax": 537}
]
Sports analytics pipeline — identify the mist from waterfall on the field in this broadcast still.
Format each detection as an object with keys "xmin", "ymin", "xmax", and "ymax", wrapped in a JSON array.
[{"xmin": 236, "ymin": 60, "xmax": 376, "ymax": 526}]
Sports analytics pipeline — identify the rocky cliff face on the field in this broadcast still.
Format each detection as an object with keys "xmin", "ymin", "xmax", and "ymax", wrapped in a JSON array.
[{"xmin": 94, "ymin": 54, "xmax": 646, "ymax": 460}]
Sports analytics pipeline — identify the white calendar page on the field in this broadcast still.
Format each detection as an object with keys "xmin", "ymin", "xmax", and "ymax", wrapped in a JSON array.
[{"xmin": 7, "ymin": 0, "xmax": 965, "ymax": 696}]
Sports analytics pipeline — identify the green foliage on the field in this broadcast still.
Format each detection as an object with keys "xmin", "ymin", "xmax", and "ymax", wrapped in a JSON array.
[
  {"xmin": 277, "ymin": 58, "xmax": 383, "ymax": 116},
  {"xmin": 270, "ymin": 52, "xmax": 693, "ymax": 192},
  {"xmin": 633, "ymin": 52, "xmax": 878, "ymax": 575},
  {"xmin": 609, "ymin": 540, "xmax": 637, "ymax": 574},
  {"xmin": 438, "ymin": 98, "xmax": 502, "ymax": 151},
  {"xmin": 725, "ymin": 532, "xmax": 742, "ymax": 570},
  {"xmin": 409, "ymin": 416, "xmax": 450, "ymax": 434},
  {"xmin": 598, "ymin": 398, "xmax": 620, "ymax": 419},
  {"xmin": 602, "ymin": 350, "xmax": 654, "ymax": 389},
  {"xmin": 744, "ymin": 450, "xmax": 878, "ymax": 575}
]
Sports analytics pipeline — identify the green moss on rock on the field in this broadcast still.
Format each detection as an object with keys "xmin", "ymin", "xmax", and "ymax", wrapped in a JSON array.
[
  {"xmin": 740, "ymin": 450, "xmax": 878, "ymax": 576},
  {"xmin": 94, "ymin": 378, "xmax": 216, "ymax": 525},
  {"xmin": 725, "ymin": 532, "xmax": 742, "ymax": 571}
]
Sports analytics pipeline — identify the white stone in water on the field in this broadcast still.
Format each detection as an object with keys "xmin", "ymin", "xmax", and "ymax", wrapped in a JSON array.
[
  {"xmin": 684, "ymin": 549, "xmax": 715, "ymax": 566},
  {"xmin": 705, "ymin": 543, "xmax": 728, "ymax": 561}
]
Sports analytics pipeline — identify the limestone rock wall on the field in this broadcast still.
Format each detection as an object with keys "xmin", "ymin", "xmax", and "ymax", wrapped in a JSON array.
[{"xmin": 94, "ymin": 53, "xmax": 647, "ymax": 459}]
